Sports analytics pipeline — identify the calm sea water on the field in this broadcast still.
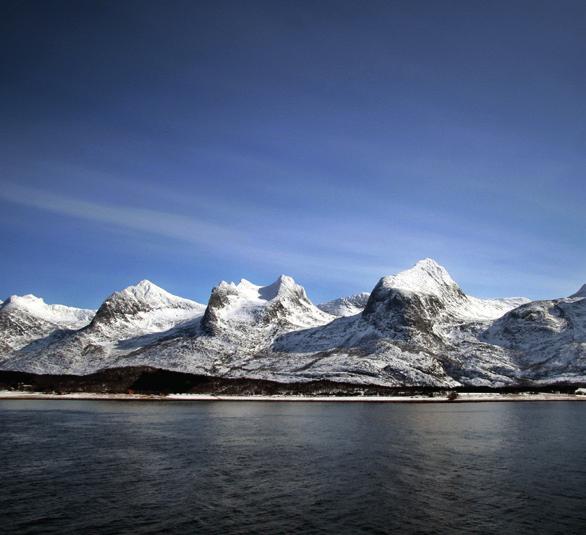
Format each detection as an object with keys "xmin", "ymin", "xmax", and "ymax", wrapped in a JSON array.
[{"xmin": 1, "ymin": 400, "xmax": 586, "ymax": 534}]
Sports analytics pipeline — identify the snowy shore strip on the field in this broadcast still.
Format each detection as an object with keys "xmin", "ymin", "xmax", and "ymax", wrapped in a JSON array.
[{"xmin": 2, "ymin": 391, "xmax": 586, "ymax": 402}]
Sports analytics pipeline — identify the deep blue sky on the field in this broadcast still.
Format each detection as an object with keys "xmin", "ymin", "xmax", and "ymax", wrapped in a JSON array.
[{"xmin": 1, "ymin": 0, "xmax": 585, "ymax": 308}]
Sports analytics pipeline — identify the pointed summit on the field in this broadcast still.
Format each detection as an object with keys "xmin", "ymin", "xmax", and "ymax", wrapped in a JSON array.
[
  {"xmin": 258, "ymin": 275, "xmax": 299, "ymax": 301},
  {"xmin": 365, "ymin": 259, "xmax": 526, "ymax": 323},
  {"xmin": 105, "ymin": 279, "xmax": 200, "ymax": 306},
  {"xmin": 90, "ymin": 280, "xmax": 204, "ymax": 329},
  {"xmin": 117, "ymin": 279, "xmax": 170, "ymax": 300},
  {"xmin": 378, "ymin": 258, "xmax": 459, "ymax": 297},
  {"xmin": 136, "ymin": 279, "xmax": 157, "ymax": 290},
  {"xmin": 415, "ymin": 258, "xmax": 444, "ymax": 269}
]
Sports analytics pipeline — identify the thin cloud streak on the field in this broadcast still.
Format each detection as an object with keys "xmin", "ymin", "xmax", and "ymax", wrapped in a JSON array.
[
  {"xmin": 0, "ymin": 184, "xmax": 248, "ymax": 248},
  {"xmin": 1, "ymin": 181, "xmax": 582, "ymax": 300},
  {"xmin": 0, "ymin": 183, "xmax": 396, "ymax": 287}
]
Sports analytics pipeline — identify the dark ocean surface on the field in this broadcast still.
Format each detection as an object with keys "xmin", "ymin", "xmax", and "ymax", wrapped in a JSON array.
[{"xmin": 1, "ymin": 400, "xmax": 586, "ymax": 534}]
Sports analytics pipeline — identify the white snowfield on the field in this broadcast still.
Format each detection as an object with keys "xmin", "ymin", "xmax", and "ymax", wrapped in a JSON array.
[{"xmin": 0, "ymin": 258, "xmax": 584, "ymax": 387}]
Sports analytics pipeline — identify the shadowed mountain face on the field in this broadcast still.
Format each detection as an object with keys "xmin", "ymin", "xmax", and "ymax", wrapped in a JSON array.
[
  {"xmin": 363, "ymin": 283, "xmax": 445, "ymax": 340},
  {"xmin": 0, "ymin": 259, "xmax": 584, "ymax": 388}
]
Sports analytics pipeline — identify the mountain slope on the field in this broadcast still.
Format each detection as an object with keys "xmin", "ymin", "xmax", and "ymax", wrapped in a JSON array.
[
  {"xmin": 115, "ymin": 275, "xmax": 336, "ymax": 376},
  {"xmin": 483, "ymin": 290, "xmax": 586, "ymax": 383},
  {"xmin": 2, "ymin": 260, "xmax": 584, "ymax": 389},
  {"xmin": 0, "ymin": 295, "xmax": 94, "ymax": 359},
  {"xmin": 372, "ymin": 258, "xmax": 529, "ymax": 321},
  {"xmin": 89, "ymin": 280, "xmax": 204, "ymax": 337},
  {"xmin": 106, "ymin": 261, "xmax": 528, "ymax": 387},
  {"xmin": 1, "ymin": 281, "xmax": 205, "ymax": 374},
  {"xmin": 263, "ymin": 260, "xmax": 526, "ymax": 387},
  {"xmin": 202, "ymin": 275, "xmax": 332, "ymax": 335}
]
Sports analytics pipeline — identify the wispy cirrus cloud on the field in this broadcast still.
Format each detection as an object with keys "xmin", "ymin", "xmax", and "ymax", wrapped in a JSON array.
[
  {"xmin": 1, "ymin": 183, "xmax": 249, "ymax": 249},
  {"xmin": 0, "ymin": 182, "xmax": 397, "ymax": 287},
  {"xmin": 1, "ymin": 180, "xmax": 581, "ymax": 299}
]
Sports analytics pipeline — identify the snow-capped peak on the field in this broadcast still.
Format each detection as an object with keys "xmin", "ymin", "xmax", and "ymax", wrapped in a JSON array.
[
  {"xmin": 136, "ymin": 279, "xmax": 158, "ymax": 290},
  {"xmin": 368, "ymin": 259, "xmax": 529, "ymax": 322},
  {"xmin": 203, "ymin": 275, "xmax": 333, "ymax": 334},
  {"xmin": 102, "ymin": 280, "xmax": 201, "ymax": 309},
  {"xmin": 0, "ymin": 294, "xmax": 95, "ymax": 328},
  {"xmin": 379, "ymin": 258, "xmax": 459, "ymax": 297},
  {"xmin": 215, "ymin": 275, "xmax": 302, "ymax": 305},
  {"xmin": 117, "ymin": 279, "xmax": 172, "ymax": 300},
  {"xmin": 259, "ymin": 275, "xmax": 299, "ymax": 300},
  {"xmin": 90, "ymin": 280, "xmax": 204, "ymax": 331}
]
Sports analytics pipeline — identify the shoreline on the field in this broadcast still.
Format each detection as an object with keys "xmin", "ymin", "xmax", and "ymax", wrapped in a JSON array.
[{"xmin": 2, "ymin": 391, "xmax": 586, "ymax": 403}]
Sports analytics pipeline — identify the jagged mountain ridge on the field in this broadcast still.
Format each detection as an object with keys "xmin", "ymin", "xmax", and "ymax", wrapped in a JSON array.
[
  {"xmin": 114, "ymin": 275, "xmax": 338, "ymax": 379},
  {"xmin": 202, "ymin": 275, "xmax": 333, "ymax": 335},
  {"xmin": 0, "ymin": 259, "xmax": 584, "ymax": 387}
]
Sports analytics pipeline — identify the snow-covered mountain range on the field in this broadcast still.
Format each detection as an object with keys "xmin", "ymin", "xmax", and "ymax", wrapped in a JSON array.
[{"xmin": 1, "ymin": 258, "xmax": 584, "ymax": 387}]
